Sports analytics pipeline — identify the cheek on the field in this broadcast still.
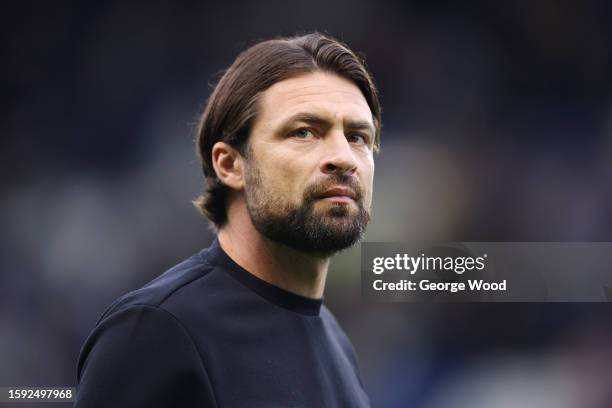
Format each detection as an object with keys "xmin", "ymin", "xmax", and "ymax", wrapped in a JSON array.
[
  {"xmin": 256, "ymin": 156, "xmax": 309, "ymax": 201},
  {"xmin": 361, "ymin": 160, "xmax": 375, "ymax": 206},
  {"xmin": 364, "ymin": 179, "xmax": 374, "ymax": 208},
  {"xmin": 268, "ymin": 153, "xmax": 314, "ymax": 191}
]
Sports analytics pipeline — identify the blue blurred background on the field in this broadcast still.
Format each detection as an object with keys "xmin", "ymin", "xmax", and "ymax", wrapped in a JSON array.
[{"xmin": 2, "ymin": 1, "xmax": 612, "ymax": 407}]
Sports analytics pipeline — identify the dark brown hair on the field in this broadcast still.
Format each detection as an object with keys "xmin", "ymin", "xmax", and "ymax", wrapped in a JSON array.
[{"xmin": 194, "ymin": 32, "xmax": 382, "ymax": 228}]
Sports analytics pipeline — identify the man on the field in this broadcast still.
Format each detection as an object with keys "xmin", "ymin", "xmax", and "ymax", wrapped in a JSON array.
[{"xmin": 75, "ymin": 32, "xmax": 381, "ymax": 407}]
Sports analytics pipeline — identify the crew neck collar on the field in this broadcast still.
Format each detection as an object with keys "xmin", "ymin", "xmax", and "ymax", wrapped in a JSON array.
[{"xmin": 202, "ymin": 238, "xmax": 324, "ymax": 317}]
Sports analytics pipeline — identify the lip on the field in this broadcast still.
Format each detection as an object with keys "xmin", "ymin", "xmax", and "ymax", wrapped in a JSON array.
[
  {"xmin": 317, "ymin": 186, "xmax": 357, "ymax": 202},
  {"xmin": 319, "ymin": 195, "xmax": 354, "ymax": 203}
]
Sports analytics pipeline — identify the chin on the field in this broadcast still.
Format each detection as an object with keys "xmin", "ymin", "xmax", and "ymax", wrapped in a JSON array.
[{"xmin": 315, "ymin": 202, "xmax": 355, "ymax": 218}]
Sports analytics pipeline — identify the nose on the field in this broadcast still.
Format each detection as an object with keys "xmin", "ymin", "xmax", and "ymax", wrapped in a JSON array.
[{"xmin": 320, "ymin": 131, "xmax": 358, "ymax": 176}]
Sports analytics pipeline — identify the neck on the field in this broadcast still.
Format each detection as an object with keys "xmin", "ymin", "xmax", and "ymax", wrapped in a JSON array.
[{"xmin": 217, "ymin": 199, "xmax": 329, "ymax": 299}]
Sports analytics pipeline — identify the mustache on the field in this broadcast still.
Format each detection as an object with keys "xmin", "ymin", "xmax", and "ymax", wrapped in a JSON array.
[{"xmin": 304, "ymin": 174, "xmax": 364, "ymax": 202}]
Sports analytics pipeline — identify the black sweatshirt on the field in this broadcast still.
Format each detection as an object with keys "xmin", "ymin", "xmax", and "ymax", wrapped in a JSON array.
[{"xmin": 75, "ymin": 239, "xmax": 370, "ymax": 407}]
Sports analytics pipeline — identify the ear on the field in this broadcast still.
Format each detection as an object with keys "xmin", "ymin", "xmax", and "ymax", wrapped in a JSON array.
[{"xmin": 211, "ymin": 141, "xmax": 245, "ymax": 191}]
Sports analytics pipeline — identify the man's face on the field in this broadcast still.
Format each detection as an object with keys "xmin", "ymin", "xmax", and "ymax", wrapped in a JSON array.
[{"xmin": 243, "ymin": 71, "xmax": 375, "ymax": 256}]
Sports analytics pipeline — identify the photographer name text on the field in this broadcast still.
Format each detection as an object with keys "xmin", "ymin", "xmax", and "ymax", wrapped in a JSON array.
[{"xmin": 373, "ymin": 279, "xmax": 507, "ymax": 292}]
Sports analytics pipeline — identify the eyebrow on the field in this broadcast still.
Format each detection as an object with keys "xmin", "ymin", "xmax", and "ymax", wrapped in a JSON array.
[{"xmin": 281, "ymin": 112, "xmax": 375, "ymax": 135}]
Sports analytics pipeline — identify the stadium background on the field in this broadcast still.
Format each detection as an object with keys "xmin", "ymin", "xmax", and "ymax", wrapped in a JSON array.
[{"xmin": 2, "ymin": 1, "xmax": 612, "ymax": 406}]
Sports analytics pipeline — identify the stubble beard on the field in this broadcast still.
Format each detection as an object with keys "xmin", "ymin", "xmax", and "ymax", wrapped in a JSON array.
[{"xmin": 243, "ymin": 162, "xmax": 371, "ymax": 258}]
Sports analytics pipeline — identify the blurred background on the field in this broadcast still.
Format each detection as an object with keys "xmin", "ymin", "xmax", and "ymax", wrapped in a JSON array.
[{"xmin": 3, "ymin": 1, "xmax": 612, "ymax": 407}]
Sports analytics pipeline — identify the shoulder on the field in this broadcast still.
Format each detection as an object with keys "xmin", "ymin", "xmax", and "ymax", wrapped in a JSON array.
[
  {"xmin": 78, "ymin": 304, "xmax": 196, "ymax": 378},
  {"xmin": 77, "ymin": 249, "xmax": 213, "ymax": 375},
  {"xmin": 75, "ymin": 304, "xmax": 217, "ymax": 406},
  {"xmin": 321, "ymin": 306, "xmax": 354, "ymax": 351},
  {"xmin": 320, "ymin": 305, "xmax": 348, "ymax": 338},
  {"xmin": 97, "ymin": 251, "xmax": 213, "ymax": 324},
  {"xmin": 77, "ymin": 250, "xmax": 217, "ymax": 382},
  {"xmin": 320, "ymin": 305, "xmax": 364, "ymax": 377}
]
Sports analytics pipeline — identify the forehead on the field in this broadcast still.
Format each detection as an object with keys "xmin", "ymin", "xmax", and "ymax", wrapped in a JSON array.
[{"xmin": 255, "ymin": 71, "xmax": 373, "ymax": 129}]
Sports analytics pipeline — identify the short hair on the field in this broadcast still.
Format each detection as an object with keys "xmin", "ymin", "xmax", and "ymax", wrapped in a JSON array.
[{"xmin": 193, "ymin": 32, "xmax": 382, "ymax": 229}]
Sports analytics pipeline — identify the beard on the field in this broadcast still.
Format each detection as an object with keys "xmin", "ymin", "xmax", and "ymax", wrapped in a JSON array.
[{"xmin": 243, "ymin": 162, "xmax": 371, "ymax": 257}]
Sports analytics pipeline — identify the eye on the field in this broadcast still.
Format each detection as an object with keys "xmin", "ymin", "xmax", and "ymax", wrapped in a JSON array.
[
  {"xmin": 291, "ymin": 128, "xmax": 316, "ymax": 139},
  {"xmin": 347, "ymin": 132, "xmax": 368, "ymax": 145}
]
